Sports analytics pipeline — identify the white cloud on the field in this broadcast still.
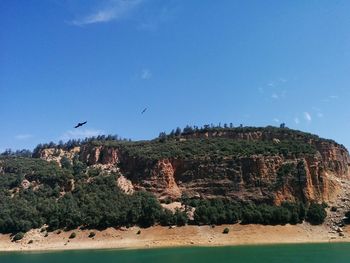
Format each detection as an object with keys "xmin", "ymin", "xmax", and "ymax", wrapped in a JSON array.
[
  {"xmin": 311, "ymin": 107, "xmax": 323, "ymax": 118},
  {"xmin": 15, "ymin": 134, "xmax": 33, "ymax": 140},
  {"xmin": 323, "ymin": 95, "xmax": 339, "ymax": 102},
  {"xmin": 267, "ymin": 78, "xmax": 287, "ymax": 88},
  {"xmin": 279, "ymin": 78, "xmax": 287, "ymax": 83},
  {"xmin": 268, "ymin": 82, "xmax": 276, "ymax": 87},
  {"xmin": 294, "ymin": 117, "xmax": 300, "ymax": 124},
  {"xmin": 141, "ymin": 69, "xmax": 152, "ymax": 79},
  {"xmin": 60, "ymin": 129, "xmax": 104, "ymax": 141},
  {"xmin": 72, "ymin": 10, "xmax": 116, "ymax": 25},
  {"xmin": 270, "ymin": 91, "xmax": 287, "ymax": 100},
  {"xmin": 304, "ymin": 112, "xmax": 312, "ymax": 122},
  {"xmin": 271, "ymin": 93, "xmax": 279, "ymax": 99},
  {"xmin": 273, "ymin": 118, "xmax": 280, "ymax": 123},
  {"xmin": 70, "ymin": 0, "xmax": 143, "ymax": 26},
  {"xmin": 267, "ymin": 78, "xmax": 287, "ymax": 100}
]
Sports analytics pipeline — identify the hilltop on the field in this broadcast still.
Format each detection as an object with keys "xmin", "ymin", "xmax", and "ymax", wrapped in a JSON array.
[{"xmin": 1, "ymin": 126, "xmax": 350, "ymax": 239}]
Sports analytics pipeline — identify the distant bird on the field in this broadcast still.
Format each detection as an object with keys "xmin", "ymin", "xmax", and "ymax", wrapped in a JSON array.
[
  {"xmin": 141, "ymin": 108, "xmax": 147, "ymax": 114},
  {"xmin": 74, "ymin": 121, "xmax": 87, "ymax": 128}
]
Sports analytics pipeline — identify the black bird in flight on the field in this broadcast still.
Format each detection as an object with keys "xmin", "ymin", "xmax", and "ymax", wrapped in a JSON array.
[
  {"xmin": 74, "ymin": 121, "xmax": 87, "ymax": 128},
  {"xmin": 141, "ymin": 108, "xmax": 147, "ymax": 114}
]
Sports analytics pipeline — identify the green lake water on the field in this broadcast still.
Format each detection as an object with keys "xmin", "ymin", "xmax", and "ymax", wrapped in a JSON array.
[{"xmin": 1, "ymin": 243, "xmax": 350, "ymax": 263}]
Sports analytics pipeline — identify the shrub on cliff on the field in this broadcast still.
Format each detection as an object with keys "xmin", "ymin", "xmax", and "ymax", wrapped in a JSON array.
[
  {"xmin": 13, "ymin": 232, "xmax": 24, "ymax": 241},
  {"xmin": 306, "ymin": 203, "xmax": 327, "ymax": 225},
  {"xmin": 60, "ymin": 156, "xmax": 72, "ymax": 170},
  {"xmin": 344, "ymin": 211, "xmax": 350, "ymax": 224}
]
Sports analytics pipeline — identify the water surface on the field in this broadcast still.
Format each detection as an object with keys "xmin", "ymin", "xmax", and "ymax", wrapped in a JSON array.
[{"xmin": 1, "ymin": 243, "xmax": 350, "ymax": 263}]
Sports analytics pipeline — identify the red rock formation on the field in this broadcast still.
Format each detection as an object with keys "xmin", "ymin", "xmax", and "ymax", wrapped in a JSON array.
[
  {"xmin": 149, "ymin": 159, "xmax": 181, "ymax": 200},
  {"xmin": 79, "ymin": 145, "xmax": 119, "ymax": 165},
  {"xmin": 35, "ymin": 129, "xmax": 350, "ymax": 204}
]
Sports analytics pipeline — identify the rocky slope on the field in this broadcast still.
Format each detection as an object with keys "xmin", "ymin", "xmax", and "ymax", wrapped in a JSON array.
[{"xmin": 36, "ymin": 127, "xmax": 350, "ymax": 206}]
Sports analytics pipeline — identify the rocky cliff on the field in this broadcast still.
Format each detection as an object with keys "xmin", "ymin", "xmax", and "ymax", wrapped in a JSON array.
[{"xmin": 36, "ymin": 127, "xmax": 350, "ymax": 205}]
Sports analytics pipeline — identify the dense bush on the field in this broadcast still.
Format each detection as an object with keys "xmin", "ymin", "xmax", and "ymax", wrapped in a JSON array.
[
  {"xmin": 173, "ymin": 209, "xmax": 188, "ymax": 226},
  {"xmin": 193, "ymin": 199, "xmax": 240, "ymax": 225},
  {"xmin": 110, "ymin": 137, "xmax": 316, "ymax": 161},
  {"xmin": 69, "ymin": 232, "xmax": 76, "ymax": 239},
  {"xmin": 223, "ymin": 228, "xmax": 229, "ymax": 234},
  {"xmin": 306, "ymin": 203, "xmax": 327, "ymax": 225},
  {"xmin": 13, "ymin": 232, "xmax": 24, "ymax": 241},
  {"xmin": 190, "ymin": 199, "xmax": 306, "ymax": 226},
  {"xmin": 159, "ymin": 209, "xmax": 176, "ymax": 226}
]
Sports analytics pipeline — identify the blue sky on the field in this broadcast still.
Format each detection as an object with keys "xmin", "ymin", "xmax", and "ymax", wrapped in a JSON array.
[{"xmin": 1, "ymin": 0, "xmax": 350, "ymax": 151}]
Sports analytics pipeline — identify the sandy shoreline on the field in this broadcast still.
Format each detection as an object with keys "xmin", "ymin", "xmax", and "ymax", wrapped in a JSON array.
[{"xmin": 0, "ymin": 223, "xmax": 349, "ymax": 253}]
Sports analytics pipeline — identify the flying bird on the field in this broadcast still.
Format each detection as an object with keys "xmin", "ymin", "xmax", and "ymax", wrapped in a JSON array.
[
  {"xmin": 141, "ymin": 108, "xmax": 147, "ymax": 114},
  {"xmin": 74, "ymin": 121, "xmax": 87, "ymax": 128}
]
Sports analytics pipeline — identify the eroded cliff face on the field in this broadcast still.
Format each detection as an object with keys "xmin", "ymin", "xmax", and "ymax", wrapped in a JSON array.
[
  {"xmin": 36, "ymin": 130, "xmax": 350, "ymax": 205},
  {"xmin": 37, "ymin": 147, "xmax": 81, "ymax": 165},
  {"xmin": 80, "ymin": 145, "xmax": 119, "ymax": 166}
]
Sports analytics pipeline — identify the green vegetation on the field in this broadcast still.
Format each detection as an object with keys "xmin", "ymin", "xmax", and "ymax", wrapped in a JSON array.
[
  {"xmin": 191, "ymin": 199, "xmax": 240, "ymax": 225},
  {"xmin": 306, "ymin": 203, "xmax": 327, "ymax": 225},
  {"xmin": 274, "ymin": 161, "xmax": 307, "ymax": 190},
  {"xmin": 90, "ymin": 134, "xmax": 317, "ymax": 161},
  {"xmin": 0, "ymin": 125, "xmax": 334, "ymax": 234},
  {"xmin": 156, "ymin": 139, "xmax": 308, "ymax": 160},
  {"xmin": 0, "ymin": 157, "xmax": 168, "ymax": 234},
  {"xmin": 13, "ymin": 232, "xmax": 24, "ymax": 241},
  {"xmin": 29, "ymin": 125, "xmax": 337, "ymax": 161},
  {"xmin": 187, "ymin": 199, "xmax": 307, "ymax": 226},
  {"xmin": 223, "ymin": 227, "xmax": 229, "ymax": 234},
  {"xmin": 88, "ymin": 232, "xmax": 95, "ymax": 238},
  {"xmin": 0, "ymin": 155, "xmax": 327, "ymax": 234},
  {"xmin": 0, "ymin": 149, "xmax": 32, "ymax": 158},
  {"xmin": 69, "ymin": 232, "xmax": 76, "ymax": 239}
]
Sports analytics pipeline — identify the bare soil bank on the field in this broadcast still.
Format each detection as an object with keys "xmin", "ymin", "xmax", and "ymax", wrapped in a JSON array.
[{"xmin": 0, "ymin": 223, "xmax": 349, "ymax": 252}]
